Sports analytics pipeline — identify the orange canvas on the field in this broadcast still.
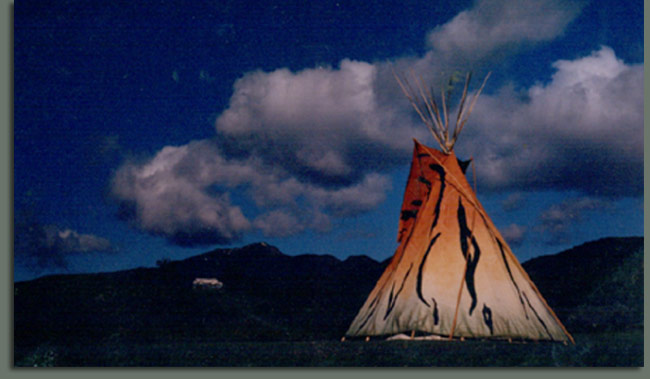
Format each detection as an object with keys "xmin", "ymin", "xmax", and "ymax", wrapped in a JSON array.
[{"xmin": 346, "ymin": 140, "xmax": 573, "ymax": 343}]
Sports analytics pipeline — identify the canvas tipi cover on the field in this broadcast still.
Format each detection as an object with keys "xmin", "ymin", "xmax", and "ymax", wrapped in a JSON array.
[{"xmin": 345, "ymin": 140, "xmax": 573, "ymax": 343}]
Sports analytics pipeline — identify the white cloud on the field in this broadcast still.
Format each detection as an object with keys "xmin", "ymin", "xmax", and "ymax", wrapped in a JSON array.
[
  {"xmin": 110, "ymin": 139, "xmax": 392, "ymax": 246},
  {"xmin": 108, "ymin": 58, "xmax": 415, "ymax": 246},
  {"xmin": 111, "ymin": 141, "xmax": 252, "ymax": 246},
  {"xmin": 215, "ymin": 59, "xmax": 423, "ymax": 184},
  {"xmin": 463, "ymin": 46, "xmax": 643, "ymax": 197},
  {"xmin": 427, "ymin": 0, "xmax": 583, "ymax": 61},
  {"xmin": 111, "ymin": 1, "xmax": 637, "ymax": 247}
]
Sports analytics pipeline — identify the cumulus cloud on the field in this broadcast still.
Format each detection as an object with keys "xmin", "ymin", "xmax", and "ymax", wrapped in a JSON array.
[
  {"xmin": 463, "ymin": 46, "xmax": 643, "ymax": 197},
  {"xmin": 427, "ymin": 0, "xmax": 583, "ymax": 62},
  {"xmin": 111, "ymin": 60, "xmax": 418, "ymax": 247},
  {"xmin": 215, "ymin": 59, "xmax": 424, "ymax": 185},
  {"xmin": 111, "ymin": 138, "xmax": 392, "ymax": 246},
  {"xmin": 111, "ymin": 141, "xmax": 252, "ymax": 246},
  {"xmin": 537, "ymin": 196, "xmax": 613, "ymax": 244},
  {"xmin": 14, "ymin": 213, "xmax": 114, "ymax": 270},
  {"xmin": 253, "ymin": 210, "xmax": 304, "ymax": 238},
  {"xmin": 111, "ymin": 0, "xmax": 630, "ymax": 247}
]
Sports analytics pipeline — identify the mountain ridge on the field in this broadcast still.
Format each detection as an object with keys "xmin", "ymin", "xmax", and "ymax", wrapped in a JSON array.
[{"xmin": 14, "ymin": 236, "xmax": 643, "ymax": 353}]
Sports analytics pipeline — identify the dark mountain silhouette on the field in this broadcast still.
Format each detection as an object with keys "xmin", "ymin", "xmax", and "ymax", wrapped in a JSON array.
[
  {"xmin": 14, "ymin": 242, "xmax": 389, "ymax": 350},
  {"xmin": 14, "ymin": 237, "xmax": 642, "ymax": 358},
  {"xmin": 523, "ymin": 236, "xmax": 643, "ymax": 333}
]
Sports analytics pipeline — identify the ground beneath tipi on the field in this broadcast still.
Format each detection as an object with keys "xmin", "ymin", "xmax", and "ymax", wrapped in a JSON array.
[{"xmin": 16, "ymin": 330, "xmax": 642, "ymax": 367}]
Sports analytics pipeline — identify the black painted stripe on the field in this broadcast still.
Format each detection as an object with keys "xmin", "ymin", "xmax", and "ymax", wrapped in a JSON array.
[
  {"xmin": 457, "ymin": 198, "xmax": 481, "ymax": 316},
  {"xmin": 432, "ymin": 297, "xmax": 439, "ymax": 325},
  {"xmin": 482, "ymin": 303, "xmax": 494, "ymax": 335},
  {"xmin": 428, "ymin": 164, "xmax": 446, "ymax": 233},
  {"xmin": 387, "ymin": 281, "xmax": 396, "ymax": 308},
  {"xmin": 384, "ymin": 264, "xmax": 414, "ymax": 320},
  {"xmin": 355, "ymin": 307, "xmax": 377, "ymax": 334},
  {"xmin": 522, "ymin": 291, "xmax": 554, "ymax": 340},
  {"xmin": 400, "ymin": 210, "xmax": 418, "ymax": 221},
  {"xmin": 416, "ymin": 233, "xmax": 441, "ymax": 307},
  {"xmin": 496, "ymin": 238, "xmax": 528, "ymax": 319},
  {"xmin": 418, "ymin": 176, "xmax": 432, "ymax": 189},
  {"xmin": 466, "ymin": 238, "xmax": 481, "ymax": 315},
  {"xmin": 355, "ymin": 291, "xmax": 382, "ymax": 333}
]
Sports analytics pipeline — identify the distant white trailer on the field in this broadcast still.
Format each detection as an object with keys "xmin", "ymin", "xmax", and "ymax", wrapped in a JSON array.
[{"xmin": 192, "ymin": 278, "xmax": 223, "ymax": 290}]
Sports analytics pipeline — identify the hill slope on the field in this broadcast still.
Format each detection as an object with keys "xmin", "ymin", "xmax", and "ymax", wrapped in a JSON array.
[
  {"xmin": 14, "ymin": 237, "xmax": 643, "ymax": 357},
  {"xmin": 523, "ymin": 236, "xmax": 643, "ymax": 332},
  {"xmin": 14, "ymin": 242, "xmax": 387, "ymax": 349}
]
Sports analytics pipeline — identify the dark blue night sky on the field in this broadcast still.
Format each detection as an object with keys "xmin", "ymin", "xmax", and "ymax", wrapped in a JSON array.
[{"xmin": 14, "ymin": 0, "xmax": 644, "ymax": 281}]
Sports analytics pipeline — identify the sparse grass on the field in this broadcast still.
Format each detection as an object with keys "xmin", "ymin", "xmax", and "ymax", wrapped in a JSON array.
[
  {"xmin": 14, "ymin": 330, "xmax": 643, "ymax": 367},
  {"xmin": 15, "ymin": 344, "xmax": 59, "ymax": 367}
]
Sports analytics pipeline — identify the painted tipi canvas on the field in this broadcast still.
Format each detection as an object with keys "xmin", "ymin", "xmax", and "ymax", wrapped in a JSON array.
[{"xmin": 346, "ymin": 73, "xmax": 573, "ymax": 343}]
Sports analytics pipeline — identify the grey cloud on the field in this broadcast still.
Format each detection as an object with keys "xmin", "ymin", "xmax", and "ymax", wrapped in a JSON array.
[
  {"xmin": 47, "ymin": 227, "xmax": 113, "ymax": 253},
  {"xmin": 537, "ymin": 196, "xmax": 613, "ymax": 245},
  {"xmin": 385, "ymin": 0, "xmax": 584, "ymax": 98},
  {"xmin": 309, "ymin": 173, "xmax": 392, "ymax": 217},
  {"xmin": 111, "ymin": 141, "xmax": 252, "ymax": 246},
  {"xmin": 501, "ymin": 192, "xmax": 527, "ymax": 212},
  {"xmin": 215, "ymin": 60, "xmax": 422, "ymax": 187},
  {"xmin": 500, "ymin": 223, "xmax": 527, "ymax": 247},
  {"xmin": 427, "ymin": 0, "xmax": 583, "ymax": 62},
  {"xmin": 14, "ymin": 213, "xmax": 114, "ymax": 270},
  {"xmin": 461, "ymin": 47, "xmax": 643, "ymax": 197},
  {"xmin": 110, "ymin": 138, "xmax": 392, "ymax": 246},
  {"xmin": 253, "ymin": 210, "xmax": 305, "ymax": 238},
  {"xmin": 110, "ymin": 1, "xmax": 608, "ymax": 246}
]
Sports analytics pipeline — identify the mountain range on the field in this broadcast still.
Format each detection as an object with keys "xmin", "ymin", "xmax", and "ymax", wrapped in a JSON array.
[{"xmin": 14, "ymin": 237, "xmax": 643, "ymax": 353}]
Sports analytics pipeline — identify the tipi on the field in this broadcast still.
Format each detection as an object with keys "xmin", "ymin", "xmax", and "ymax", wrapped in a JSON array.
[{"xmin": 345, "ymin": 72, "xmax": 573, "ymax": 343}]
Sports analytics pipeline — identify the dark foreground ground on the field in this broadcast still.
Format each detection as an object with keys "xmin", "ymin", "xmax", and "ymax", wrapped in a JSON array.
[{"xmin": 15, "ymin": 330, "xmax": 642, "ymax": 367}]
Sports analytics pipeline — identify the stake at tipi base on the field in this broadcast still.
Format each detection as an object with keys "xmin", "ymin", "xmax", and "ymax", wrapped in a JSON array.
[{"xmin": 345, "ymin": 71, "xmax": 574, "ymax": 344}]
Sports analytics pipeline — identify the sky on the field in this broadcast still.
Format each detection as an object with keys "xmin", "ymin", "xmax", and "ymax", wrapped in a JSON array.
[{"xmin": 14, "ymin": 0, "xmax": 644, "ymax": 281}]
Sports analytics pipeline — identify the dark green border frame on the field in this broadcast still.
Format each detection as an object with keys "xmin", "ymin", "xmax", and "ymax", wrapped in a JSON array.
[
  {"xmin": 2, "ymin": 0, "xmax": 12, "ymax": 375},
  {"xmin": 2, "ymin": 0, "xmax": 647, "ymax": 376}
]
